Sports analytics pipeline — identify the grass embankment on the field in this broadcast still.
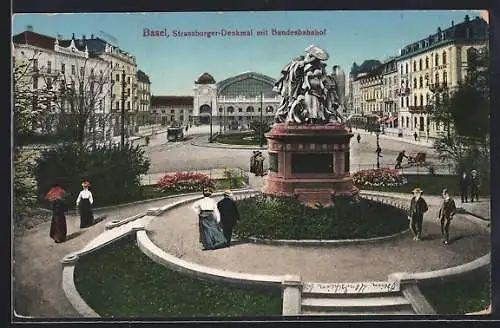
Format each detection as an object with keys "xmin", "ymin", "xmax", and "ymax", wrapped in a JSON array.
[
  {"xmin": 420, "ymin": 270, "xmax": 491, "ymax": 314},
  {"xmin": 74, "ymin": 235, "xmax": 283, "ymax": 318},
  {"xmin": 215, "ymin": 132, "xmax": 267, "ymax": 146}
]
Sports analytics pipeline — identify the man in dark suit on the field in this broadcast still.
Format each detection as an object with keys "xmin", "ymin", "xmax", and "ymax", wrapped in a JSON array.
[
  {"xmin": 470, "ymin": 169, "xmax": 480, "ymax": 202},
  {"xmin": 438, "ymin": 188, "xmax": 456, "ymax": 245},
  {"xmin": 217, "ymin": 190, "xmax": 240, "ymax": 246},
  {"xmin": 459, "ymin": 171, "xmax": 471, "ymax": 203},
  {"xmin": 408, "ymin": 187, "xmax": 428, "ymax": 241}
]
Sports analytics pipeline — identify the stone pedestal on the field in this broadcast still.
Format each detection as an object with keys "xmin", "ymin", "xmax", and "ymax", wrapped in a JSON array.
[{"xmin": 262, "ymin": 123, "xmax": 358, "ymax": 207}]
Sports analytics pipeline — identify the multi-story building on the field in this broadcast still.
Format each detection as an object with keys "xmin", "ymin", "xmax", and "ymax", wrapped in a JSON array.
[
  {"xmin": 136, "ymin": 70, "xmax": 151, "ymax": 126},
  {"xmin": 377, "ymin": 58, "xmax": 400, "ymax": 129},
  {"xmin": 12, "ymin": 29, "xmax": 113, "ymax": 140},
  {"xmin": 359, "ymin": 65, "xmax": 384, "ymax": 120},
  {"xmin": 193, "ymin": 71, "xmax": 281, "ymax": 130},
  {"xmin": 79, "ymin": 35, "xmax": 139, "ymax": 137},
  {"xmin": 347, "ymin": 60, "xmax": 381, "ymax": 126},
  {"xmin": 150, "ymin": 96, "xmax": 193, "ymax": 126},
  {"xmin": 397, "ymin": 15, "xmax": 488, "ymax": 138}
]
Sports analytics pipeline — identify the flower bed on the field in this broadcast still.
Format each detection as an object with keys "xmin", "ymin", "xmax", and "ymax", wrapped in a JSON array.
[
  {"xmin": 156, "ymin": 172, "xmax": 216, "ymax": 193},
  {"xmin": 352, "ymin": 168, "xmax": 408, "ymax": 187}
]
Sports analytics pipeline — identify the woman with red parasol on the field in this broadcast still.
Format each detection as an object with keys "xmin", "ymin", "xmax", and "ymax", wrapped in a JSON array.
[
  {"xmin": 76, "ymin": 180, "xmax": 94, "ymax": 228},
  {"xmin": 46, "ymin": 185, "xmax": 67, "ymax": 243}
]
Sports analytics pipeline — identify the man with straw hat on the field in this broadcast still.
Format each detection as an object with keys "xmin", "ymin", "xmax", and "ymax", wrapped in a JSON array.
[
  {"xmin": 217, "ymin": 189, "xmax": 240, "ymax": 246},
  {"xmin": 408, "ymin": 187, "xmax": 428, "ymax": 241}
]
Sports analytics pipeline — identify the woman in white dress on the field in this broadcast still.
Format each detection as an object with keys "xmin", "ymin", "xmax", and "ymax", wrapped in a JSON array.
[
  {"xmin": 191, "ymin": 188, "xmax": 228, "ymax": 250},
  {"xmin": 76, "ymin": 181, "xmax": 94, "ymax": 228}
]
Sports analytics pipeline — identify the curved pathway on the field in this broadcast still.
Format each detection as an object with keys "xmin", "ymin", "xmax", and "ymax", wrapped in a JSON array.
[{"xmin": 146, "ymin": 194, "xmax": 490, "ymax": 283}]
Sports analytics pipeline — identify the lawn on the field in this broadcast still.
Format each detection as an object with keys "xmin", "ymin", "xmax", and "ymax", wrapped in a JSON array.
[
  {"xmin": 74, "ymin": 234, "xmax": 283, "ymax": 318},
  {"xmin": 216, "ymin": 132, "xmax": 267, "ymax": 146},
  {"xmin": 420, "ymin": 270, "xmax": 491, "ymax": 314},
  {"xmin": 234, "ymin": 195, "xmax": 408, "ymax": 240},
  {"xmin": 355, "ymin": 174, "xmax": 491, "ymax": 196}
]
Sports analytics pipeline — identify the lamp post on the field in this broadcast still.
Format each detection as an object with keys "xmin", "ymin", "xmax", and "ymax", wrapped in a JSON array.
[
  {"xmin": 375, "ymin": 128, "xmax": 381, "ymax": 169},
  {"xmin": 209, "ymin": 100, "xmax": 213, "ymax": 143},
  {"xmin": 259, "ymin": 90, "xmax": 264, "ymax": 147}
]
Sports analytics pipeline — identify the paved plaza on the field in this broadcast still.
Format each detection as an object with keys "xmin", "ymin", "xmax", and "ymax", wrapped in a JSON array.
[{"xmin": 13, "ymin": 128, "xmax": 490, "ymax": 317}]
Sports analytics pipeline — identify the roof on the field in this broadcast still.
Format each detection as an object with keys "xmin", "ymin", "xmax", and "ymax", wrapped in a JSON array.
[
  {"xmin": 217, "ymin": 71, "xmax": 276, "ymax": 93},
  {"xmin": 151, "ymin": 96, "xmax": 193, "ymax": 107},
  {"xmin": 137, "ymin": 70, "xmax": 151, "ymax": 83},
  {"xmin": 195, "ymin": 72, "xmax": 216, "ymax": 84},
  {"xmin": 12, "ymin": 31, "xmax": 88, "ymax": 52}
]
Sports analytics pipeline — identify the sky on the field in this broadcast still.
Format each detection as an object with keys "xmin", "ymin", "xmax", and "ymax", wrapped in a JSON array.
[{"xmin": 12, "ymin": 10, "xmax": 486, "ymax": 95}]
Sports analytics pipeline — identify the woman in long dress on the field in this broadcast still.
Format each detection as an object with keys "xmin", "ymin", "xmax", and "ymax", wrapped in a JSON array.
[
  {"xmin": 50, "ymin": 198, "xmax": 67, "ymax": 243},
  {"xmin": 76, "ymin": 181, "xmax": 94, "ymax": 228},
  {"xmin": 191, "ymin": 188, "xmax": 228, "ymax": 250}
]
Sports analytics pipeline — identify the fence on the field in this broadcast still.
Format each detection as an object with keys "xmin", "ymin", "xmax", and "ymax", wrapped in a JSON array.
[
  {"xmin": 140, "ymin": 167, "xmax": 250, "ymax": 186},
  {"xmin": 351, "ymin": 163, "xmax": 456, "ymax": 175}
]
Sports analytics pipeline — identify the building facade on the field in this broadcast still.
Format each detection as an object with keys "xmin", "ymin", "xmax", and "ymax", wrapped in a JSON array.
[
  {"xmin": 192, "ymin": 71, "xmax": 281, "ymax": 130},
  {"xmin": 397, "ymin": 15, "xmax": 489, "ymax": 138},
  {"xmin": 380, "ymin": 58, "xmax": 399, "ymax": 128},
  {"xmin": 12, "ymin": 30, "xmax": 113, "ymax": 141},
  {"xmin": 136, "ymin": 70, "xmax": 151, "ymax": 125},
  {"xmin": 150, "ymin": 96, "xmax": 193, "ymax": 126}
]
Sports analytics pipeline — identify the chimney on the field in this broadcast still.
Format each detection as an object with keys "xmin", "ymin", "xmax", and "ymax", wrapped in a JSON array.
[
  {"xmin": 451, "ymin": 20, "xmax": 454, "ymax": 26},
  {"xmin": 72, "ymin": 33, "xmax": 75, "ymax": 39},
  {"xmin": 465, "ymin": 14, "xmax": 470, "ymax": 22},
  {"xmin": 26, "ymin": 25, "xmax": 33, "ymax": 32},
  {"xmin": 83, "ymin": 34, "xmax": 86, "ymax": 40},
  {"xmin": 91, "ymin": 34, "xmax": 94, "ymax": 38},
  {"xmin": 57, "ymin": 34, "xmax": 62, "ymax": 40}
]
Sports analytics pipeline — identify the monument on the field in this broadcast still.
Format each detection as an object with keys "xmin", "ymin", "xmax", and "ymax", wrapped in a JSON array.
[{"xmin": 262, "ymin": 45, "xmax": 358, "ymax": 207}]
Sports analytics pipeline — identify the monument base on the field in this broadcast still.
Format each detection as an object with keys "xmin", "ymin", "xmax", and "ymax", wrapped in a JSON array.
[{"xmin": 263, "ymin": 123, "xmax": 358, "ymax": 207}]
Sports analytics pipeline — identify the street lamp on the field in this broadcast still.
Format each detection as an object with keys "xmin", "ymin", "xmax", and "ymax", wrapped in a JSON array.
[
  {"xmin": 259, "ymin": 90, "xmax": 264, "ymax": 147},
  {"xmin": 375, "ymin": 126, "xmax": 381, "ymax": 169},
  {"xmin": 209, "ymin": 100, "xmax": 213, "ymax": 143}
]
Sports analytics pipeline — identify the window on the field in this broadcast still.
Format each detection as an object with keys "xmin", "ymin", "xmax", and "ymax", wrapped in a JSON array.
[
  {"xmin": 61, "ymin": 63, "xmax": 65, "ymax": 73},
  {"xmin": 406, "ymin": 117, "xmax": 409, "ymax": 127},
  {"xmin": 127, "ymin": 101, "xmax": 130, "ymax": 110},
  {"xmin": 435, "ymin": 54, "xmax": 439, "ymax": 66},
  {"xmin": 170, "ymin": 115, "xmax": 175, "ymax": 121},
  {"xmin": 127, "ymin": 77, "xmax": 130, "ymax": 84},
  {"xmin": 32, "ymin": 77, "xmax": 38, "ymax": 89},
  {"xmin": 420, "ymin": 95, "xmax": 423, "ymax": 106},
  {"xmin": 80, "ymin": 67, "xmax": 84, "ymax": 76},
  {"xmin": 443, "ymin": 71, "xmax": 447, "ymax": 85},
  {"xmin": 425, "ymin": 57, "xmax": 429, "ymax": 69},
  {"xmin": 442, "ymin": 51, "xmax": 447, "ymax": 65},
  {"xmin": 419, "ymin": 59, "xmax": 422, "ymax": 70},
  {"xmin": 127, "ymin": 88, "xmax": 131, "ymax": 97},
  {"xmin": 435, "ymin": 73, "xmax": 440, "ymax": 85},
  {"xmin": 116, "ymin": 101, "xmax": 120, "ymax": 109},
  {"xmin": 401, "ymin": 97, "xmax": 404, "ymax": 108},
  {"xmin": 419, "ymin": 76, "xmax": 423, "ymax": 88},
  {"xmin": 426, "ymin": 94, "xmax": 430, "ymax": 105},
  {"xmin": 116, "ymin": 74, "xmax": 120, "ymax": 82},
  {"xmin": 413, "ymin": 61, "xmax": 416, "ymax": 71},
  {"xmin": 405, "ymin": 63, "xmax": 408, "ymax": 74},
  {"xmin": 413, "ymin": 78, "xmax": 417, "ymax": 89},
  {"xmin": 47, "ymin": 61, "xmax": 52, "ymax": 73},
  {"xmin": 180, "ymin": 115, "xmax": 184, "ymax": 121},
  {"xmin": 414, "ymin": 95, "xmax": 417, "ymax": 106},
  {"xmin": 33, "ymin": 59, "xmax": 38, "ymax": 70},
  {"xmin": 171, "ymin": 109, "xmax": 175, "ymax": 114}
]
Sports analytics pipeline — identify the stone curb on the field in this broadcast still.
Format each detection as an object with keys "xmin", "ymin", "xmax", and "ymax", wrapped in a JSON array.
[
  {"xmin": 136, "ymin": 230, "xmax": 285, "ymax": 289},
  {"xmin": 190, "ymin": 139, "xmax": 267, "ymax": 150},
  {"xmin": 244, "ymin": 229, "xmax": 410, "ymax": 247},
  {"xmin": 62, "ymin": 265, "xmax": 100, "ymax": 318}
]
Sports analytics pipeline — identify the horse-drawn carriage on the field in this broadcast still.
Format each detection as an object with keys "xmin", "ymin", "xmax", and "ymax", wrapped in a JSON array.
[{"xmin": 407, "ymin": 152, "xmax": 427, "ymax": 166}]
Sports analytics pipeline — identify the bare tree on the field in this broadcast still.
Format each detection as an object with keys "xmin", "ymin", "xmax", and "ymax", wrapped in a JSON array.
[{"xmin": 39, "ymin": 57, "xmax": 113, "ymax": 146}]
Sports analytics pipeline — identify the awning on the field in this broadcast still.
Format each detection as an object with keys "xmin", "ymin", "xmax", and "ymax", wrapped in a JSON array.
[
  {"xmin": 385, "ymin": 116, "xmax": 398, "ymax": 123},
  {"xmin": 378, "ymin": 116, "xmax": 389, "ymax": 123}
]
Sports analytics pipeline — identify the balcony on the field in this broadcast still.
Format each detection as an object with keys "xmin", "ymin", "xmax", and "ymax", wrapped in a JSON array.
[
  {"xmin": 429, "ymin": 83, "xmax": 448, "ymax": 93},
  {"xmin": 408, "ymin": 105, "xmax": 433, "ymax": 114}
]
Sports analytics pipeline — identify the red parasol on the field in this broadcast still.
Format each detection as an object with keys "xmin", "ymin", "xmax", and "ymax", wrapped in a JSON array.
[{"xmin": 45, "ymin": 186, "xmax": 66, "ymax": 201}]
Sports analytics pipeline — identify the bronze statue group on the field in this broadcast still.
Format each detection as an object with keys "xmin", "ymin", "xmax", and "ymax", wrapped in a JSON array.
[{"xmin": 48, "ymin": 180, "xmax": 95, "ymax": 244}]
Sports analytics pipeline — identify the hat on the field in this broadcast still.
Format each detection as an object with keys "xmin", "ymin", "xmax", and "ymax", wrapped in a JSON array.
[
  {"xmin": 304, "ymin": 44, "xmax": 329, "ymax": 61},
  {"xmin": 223, "ymin": 190, "xmax": 233, "ymax": 197},
  {"xmin": 471, "ymin": 169, "xmax": 477, "ymax": 174},
  {"xmin": 82, "ymin": 181, "xmax": 90, "ymax": 188},
  {"xmin": 412, "ymin": 188, "xmax": 423, "ymax": 194}
]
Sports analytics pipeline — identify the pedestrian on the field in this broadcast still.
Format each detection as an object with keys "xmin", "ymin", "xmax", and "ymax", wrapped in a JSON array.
[
  {"xmin": 413, "ymin": 131, "xmax": 418, "ymax": 141},
  {"xmin": 76, "ymin": 180, "xmax": 94, "ymax": 228},
  {"xmin": 459, "ymin": 171, "xmax": 471, "ymax": 203},
  {"xmin": 438, "ymin": 188, "xmax": 456, "ymax": 245},
  {"xmin": 47, "ymin": 185, "xmax": 67, "ymax": 243},
  {"xmin": 356, "ymin": 134, "xmax": 361, "ymax": 143},
  {"xmin": 217, "ymin": 189, "xmax": 240, "ymax": 246},
  {"xmin": 376, "ymin": 146, "xmax": 383, "ymax": 158},
  {"xmin": 145, "ymin": 135, "xmax": 150, "ymax": 146},
  {"xmin": 408, "ymin": 187, "xmax": 428, "ymax": 241},
  {"xmin": 395, "ymin": 150, "xmax": 408, "ymax": 169},
  {"xmin": 470, "ymin": 169, "xmax": 480, "ymax": 202},
  {"xmin": 249, "ymin": 151, "xmax": 258, "ymax": 174},
  {"xmin": 254, "ymin": 151, "xmax": 265, "ymax": 176},
  {"xmin": 191, "ymin": 188, "xmax": 227, "ymax": 250}
]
